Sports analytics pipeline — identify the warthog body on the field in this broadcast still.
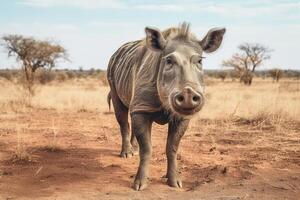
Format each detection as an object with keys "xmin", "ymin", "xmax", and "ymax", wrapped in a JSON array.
[{"xmin": 107, "ymin": 23, "xmax": 225, "ymax": 190}]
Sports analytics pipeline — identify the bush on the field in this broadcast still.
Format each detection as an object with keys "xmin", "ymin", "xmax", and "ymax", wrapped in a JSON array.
[
  {"xmin": 0, "ymin": 70, "xmax": 13, "ymax": 81},
  {"xmin": 227, "ymin": 70, "xmax": 240, "ymax": 79},
  {"xmin": 269, "ymin": 68, "xmax": 284, "ymax": 82},
  {"xmin": 56, "ymin": 72, "xmax": 68, "ymax": 82},
  {"xmin": 88, "ymin": 68, "xmax": 95, "ymax": 76},
  {"xmin": 36, "ymin": 70, "xmax": 56, "ymax": 84},
  {"xmin": 65, "ymin": 70, "xmax": 76, "ymax": 79},
  {"xmin": 216, "ymin": 71, "xmax": 227, "ymax": 81}
]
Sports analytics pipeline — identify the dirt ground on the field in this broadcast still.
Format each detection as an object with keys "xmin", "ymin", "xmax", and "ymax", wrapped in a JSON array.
[
  {"xmin": 0, "ymin": 107, "xmax": 299, "ymax": 200},
  {"xmin": 0, "ymin": 78, "xmax": 300, "ymax": 200}
]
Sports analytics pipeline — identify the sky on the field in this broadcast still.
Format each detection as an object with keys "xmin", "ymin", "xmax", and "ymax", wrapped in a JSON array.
[{"xmin": 0, "ymin": 0, "xmax": 299, "ymax": 70}]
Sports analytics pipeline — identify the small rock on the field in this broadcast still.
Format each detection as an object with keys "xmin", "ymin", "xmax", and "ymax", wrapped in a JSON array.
[
  {"xmin": 222, "ymin": 166, "xmax": 227, "ymax": 174},
  {"xmin": 209, "ymin": 147, "xmax": 216, "ymax": 152}
]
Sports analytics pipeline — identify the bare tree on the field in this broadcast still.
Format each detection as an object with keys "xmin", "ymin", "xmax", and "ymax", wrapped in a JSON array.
[
  {"xmin": 239, "ymin": 43, "xmax": 272, "ymax": 72},
  {"xmin": 1, "ymin": 34, "xmax": 68, "ymax": 94},
  {"xmin": 222, "ymin": 53, "xmax": 253, "ymax": 85},
  {"xmin": 222, "ymin": 43, "xmax": 272, "ymax": 85}
]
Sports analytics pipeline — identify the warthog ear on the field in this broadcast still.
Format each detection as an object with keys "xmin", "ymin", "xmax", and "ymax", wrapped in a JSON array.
[
  {"xmin": 145, "ymin": 27, "xmax": 166, "ymax": 51},
  {"xmin": 199, "ymin": 28, "xmax": 226, "ymax": 53}
]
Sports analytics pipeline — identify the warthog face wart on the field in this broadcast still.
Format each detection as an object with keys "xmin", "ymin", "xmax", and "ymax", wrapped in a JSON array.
[{"xmin": 145, "ymin": 23, "xmax": 226, "ymax": 117}]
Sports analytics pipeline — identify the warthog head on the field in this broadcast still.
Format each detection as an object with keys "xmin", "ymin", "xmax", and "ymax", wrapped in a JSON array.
[{"xmin": 145, "ymin": 23, "xmax": 226, "ymax": 117}]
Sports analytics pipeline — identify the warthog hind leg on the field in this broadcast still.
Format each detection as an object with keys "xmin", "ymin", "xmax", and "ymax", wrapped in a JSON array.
[{"xmin": 110, "ymin": 91, "xmax": 134, "ymax": 158}]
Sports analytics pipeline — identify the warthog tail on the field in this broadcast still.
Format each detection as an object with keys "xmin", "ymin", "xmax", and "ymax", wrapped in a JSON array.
[{"xmin": 107, "ymin": 91, "xmax": 112, "ymax": 111}]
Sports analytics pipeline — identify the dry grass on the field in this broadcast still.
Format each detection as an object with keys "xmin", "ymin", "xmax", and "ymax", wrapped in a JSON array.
[
  {"xmin": 42, "ymin": 119, "xmax": 63, "ymax": 152},
  {"xmin": 0, "ymin": 80, "xmax": 33, "ymax": 113},
  {"xmin": 0, "ymin": 77, "xmax": 109, "ymax": 113},
  {"xmin": 11, "ymin": 127, "xmax": 32, "ymax": 163},
  {"xmin": 0, "ymin": 77, "xmax": 299, "ymax": 122},
  {"xmin": 199, "ymin": 79, "xmax": 300, "ymax": 120},
  {"xmin": 32, "ymin": 78, "xmax": 109, "ymax": 112}
]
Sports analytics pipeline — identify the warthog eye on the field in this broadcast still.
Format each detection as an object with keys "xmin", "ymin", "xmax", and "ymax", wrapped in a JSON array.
[
  {"xmin": 191, "ymin": 55, "xmax": 205, "ymax": 69},
  {"xmin": 166, "ymin": 57, "xmax": 173, "ymax": 65}
]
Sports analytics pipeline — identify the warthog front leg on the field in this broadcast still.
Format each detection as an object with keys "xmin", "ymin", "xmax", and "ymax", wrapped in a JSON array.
[
  {"xmin": 131, "ymin": 113, "xmax": 152, "ymax": 191},
  {"xmin": 166, "ymin": 119, "xmax": 189, "ymax": 188}
]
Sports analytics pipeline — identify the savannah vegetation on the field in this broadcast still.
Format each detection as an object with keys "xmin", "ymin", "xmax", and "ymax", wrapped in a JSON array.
[
  {"xmin": 222, "ymin": 43, "xmax": 272, "ymax": 85},
  {"xmin": 1, "ymin": 35, "xmax": 68, "ymax": 95},
  {"xmin": 0, "ymin": 35, "xmax": 299, "ymax": 199}
]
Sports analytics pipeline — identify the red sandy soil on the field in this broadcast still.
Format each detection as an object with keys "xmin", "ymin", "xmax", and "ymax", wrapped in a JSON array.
[{"xmin": 0, "ymin": 109, "xmax": 299, "ymax": 200}]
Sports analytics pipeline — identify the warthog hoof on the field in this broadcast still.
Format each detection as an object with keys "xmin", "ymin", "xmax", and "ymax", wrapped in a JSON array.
[
  {"xmin": 120, "ymin": 147, "xmax": 135, "ymax": 158},
  {"xmin": 120, "ymin": 149, "xmax": 134, "ymax": 158},
  {"xmin": 167, "ymin": 175, "xmax": 183, "ymax": 188},
  {"xmin": 133, "ymin": 176, "xmax": 148, "ymax": 191}
]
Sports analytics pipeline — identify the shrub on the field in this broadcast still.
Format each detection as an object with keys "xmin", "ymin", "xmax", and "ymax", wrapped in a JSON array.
[
  {"xmin": 36, "ymin": 70, "xmax": 56, "ymax": 84},
  {"xmin": 0, "ymin": 70, "xmax": 13, "ymax": 81},
  {"xmin": 65, "ymin": 70, "xmax": 76, "ymax": 79},
  {"xmin": 56, "ymin": 71, "xmax": 68, "ymax": 82},
  {"xmin": 269, "ymin": 68, "xmax": 284, "ymax": 82}
]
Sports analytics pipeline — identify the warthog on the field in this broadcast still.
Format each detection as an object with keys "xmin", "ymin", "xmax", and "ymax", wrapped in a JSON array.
[{"xmin": 107, "ymin": 23, "xmax": 225, "ymax": 190}]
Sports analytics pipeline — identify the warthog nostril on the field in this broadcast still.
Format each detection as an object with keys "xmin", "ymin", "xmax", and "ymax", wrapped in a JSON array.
[
  {"xmin": 177, "ymin": 95, "xmax": 184, "ymax": 102},
  {"xmin": 174, "ymin": 94, "xmax": 185, "ymax": 107},
  {"xmin": 192, "ymin": 95, "xmax": 200, "ymax": 102}
]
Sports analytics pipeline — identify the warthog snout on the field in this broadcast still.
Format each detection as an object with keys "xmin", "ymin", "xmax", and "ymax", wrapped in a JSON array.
[{"xmin": 172, "ymin": 87, "xmax": 204, "ymax": 115}]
